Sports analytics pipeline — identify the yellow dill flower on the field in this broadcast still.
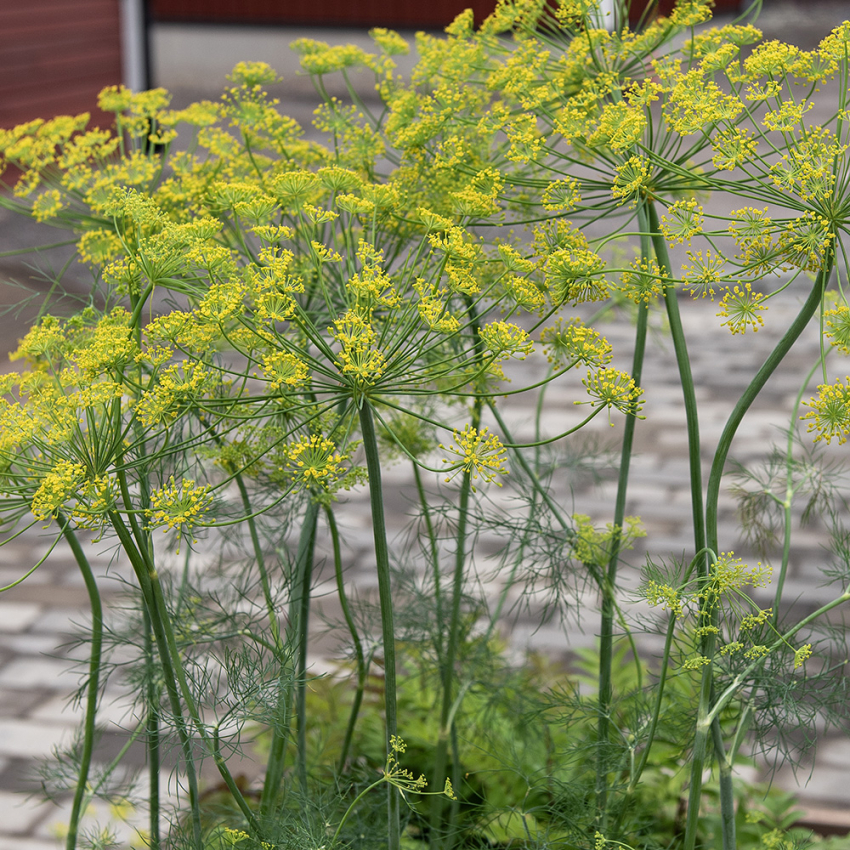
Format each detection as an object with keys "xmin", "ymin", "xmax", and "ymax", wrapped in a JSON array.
[
  {"xmin": 504, "ymin": 113, "xmax": 542, "ymax": 164},
  {"xmin": 740, "ymin": 608, "xmax": 773, "ymax": 630},
  {"xmin": 196, "ymin": 283, "xmax": 247, "ymax": 325},
  {"xmin": 794, "ymin": 643, "xmax": 812, "ymax": 669},
  {"xmin": 711, "ymin": 128, "xmax": 758, "ymax": 171},
  {"xmin": 541, "ymin": 178, "xmax": 581, "ymax": 213},
  {"xmin": 669, "ymin": 0, "xmax": 712, "ymax": 26},
  {"xmin": 645, "ymin": 580, "xmax": 684, "ymax": 617},
  {"xmin": 227, "ymin": 60, "xmax": 281, "ymax": 87},
  {"xmin": 78, "ymin": 229, "xmax": 124, "ymax": 266},
  {"xmin": 451, "ymin": 187, "xmax": 500, "ymax": 218},
  {"xmin": 261, "ymin": 352, "xmax": 309, "ymax": 391},
  {"xmin": 682, "ymin": 655, "xmax": 711, "ymax": 670},
  {"xmin": 71, "ymin": 309, "xmax": 137, "ymax": 377},
  {"xmin": 825, "ymin": 306, "xmax": 850, "ymax": 354},
  {"xmin": 251, "ymin": 224, "xmax": 293, "ymax": 245},
  {"xmin": 612, "ymin": 156, "xmax": 652, "ymax": 206},
  {"xmin": 478, "ymin": 322, "xmax": 533, "ymax": 362},
  {"xmin": 619, "ymin": 258, "xmax": 668, "ymax": 306},
  {"xmin": 445, "ymin": 263, "xmax": 480, "ymax": 296},
  {"xmin": 682, "ymin": 249, "xmax": 727, "ymax": 300},
  {"xmin": 818, "ymin": 21, "xmax": 850, "ymax": 66},
  {"xmin": 717, "ymin": 282, "xmax": 767, "ymax": 334},
  {"xmin": 336, "ymin": 193, "xmax": 376, "ymax": 217},
  {"xmin": 743, "ymin": 39, "xmax": 802, "ymax": 79},
  {"xmin": 415, "ymin": 283, "xmax": 460, "ymax": 334},
  {"xmin": 589, "ymin": 101, "xmax": 646, "ymax": 151},
  {"xmin": 665, "ymin": 70, "xmax": 742, "ymax": 136},
  {"xmin": 744, "ymin": 644, "xmax": 769, "ymax": 660},
  {"xmin": 770, "ymin": 127, "xmax": 846, "ymax": 200},
  {"xmin": 540, "ymin": 318, "xmax": 612, "ymax": 369},
  {"xmin": 347, "ymin": 241, "xmax": 399, "ymax": 309},
  {"xmin": 284, "ymin": 434, "xmax": 344, "ymax": 486},
  {"xmin": 31, "ymin": 460, "xmax": 87, "ymax": 521},
  {"xmin": 729, "ymin": 206, "xmax": 772, "ymax": 249},
  {"xmin": 580, "ymin": 368, "xmax": 644, "ymax": 418},
  {"xmin": 571, "ymin": 514, "xmax": 645, "ymax": 566},
  {"xmin": 330, "ymin": 310, "xmax": 387, "ymax": 384},
  {"xmin": 503, "ymin": 275, "xmax": 544, "ymax": 313},
  {"xmin": 136, "ymin": 361, "xmax": 217, "ymax": 425},
  {"xmin": 545, "ymin": 248, "xmax": 608, "ymax": 305},
  {"xmin": 12, "ymin": 315, "xmax": 67, "ymax": 363},
  {"xmin": 370, "ymin": 27, "xmax": 409, "ymax": 56},
  {"xmin": 780, "ymin": 212, "xmax": 833, "ymax": 271},
  {"xmin": 762, "ymin": 99, "xmax": 813, "ymax": 133},
  {"xmin": 720, "ymin": 641, "xmax": 744, "ymax": 656},
  {"xmin": 802, "ymin": 378, "xmax": 850, "ymax": 444},
  {"xmin": 32, "ymin": 188, "xmax": 64, "ymax": 222},
  {"xmin": 712, "ymin": 552, "xmax": 772, "ymax": 592},
  {"xmin": 660, "ymin": 199, "xmax": 704, "ymax": 246},
  {"xmin": 441, "ymin": 425, "xmax": 508, "ymax": 490},
  {"xmin": 148, "ymin": 477, "xmax": 213, "ymax": 535},
  {"xmin": 272, "ymin": 170, "xmax": 319, "ymax": 210},
  {"xmin": 418, "ymin": 208, "xmax": 454, "ymax": 233}
]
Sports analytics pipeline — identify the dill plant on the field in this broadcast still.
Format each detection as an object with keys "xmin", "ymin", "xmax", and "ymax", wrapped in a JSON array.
[{"xmin": 2, "ymin": 1, "xmax": 850, "ymax": 849}]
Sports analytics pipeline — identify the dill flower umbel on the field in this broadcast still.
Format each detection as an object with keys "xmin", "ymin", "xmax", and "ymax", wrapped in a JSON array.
[
  {"xmin": 802, "ymin": 378, "xmax": 850, "ymax": 444},
  {"xmin": 540, "ymin": 318, "xmax": 612, "ymax": 369},
  {"xmin": 619, "ymin": 258, "xmax": 668, "ymax": 306},
  {"xmin": 612, "ymin": 156, "xmax": 652, "ymax": 205},
  {"xmin": 580, "ymin": 368, "xmax": 644, "ymax": 418},
  {"xmin": 660, "ymin": 199, "xmax": 704, "ymax": 246},
  {"xmin": 148, "ymin": 477, "xmax": 214, "ymax": 535},
  {"xmin": 31, "ymin": 459, "xmax": 87, "ymax": 521},
  {"xmin": 716, "ymin": 282, "xmax": 767, "ymax": 334},
  {"xmin": 283, "ymin": 434, "xmax": 346, "ymax": 488},
  {"xmin": 441, "ymin": 425, "xmax": 508, "ymax": 489}
]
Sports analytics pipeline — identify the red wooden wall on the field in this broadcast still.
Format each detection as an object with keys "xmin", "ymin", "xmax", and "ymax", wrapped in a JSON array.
[
  {"xmin": 0, "ymin": 0, "xmax": 123, "ymax": 130},
  {"xmin": 148, "ymin": 0, "xmax": 499, "ymax": 28},
  {"xmin": 149, "ymin": 0, "xmax": 739, "ymax": 28}
]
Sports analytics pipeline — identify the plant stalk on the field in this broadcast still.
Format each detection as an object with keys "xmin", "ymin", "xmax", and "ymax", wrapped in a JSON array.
[{"xmin": 359, "ymin": 400, "xmax": 400, "ymax": 850}]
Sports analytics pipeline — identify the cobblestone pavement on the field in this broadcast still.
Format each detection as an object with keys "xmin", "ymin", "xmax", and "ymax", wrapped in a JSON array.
[{"xmin": 4, "ymin": 2, "xmax": 850, "ymax": 844}]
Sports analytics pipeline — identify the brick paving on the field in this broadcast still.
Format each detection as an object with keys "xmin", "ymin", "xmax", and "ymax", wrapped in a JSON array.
[{"xmin": 3, "ymin": 2, "xmax": 850, "ymax": 843}]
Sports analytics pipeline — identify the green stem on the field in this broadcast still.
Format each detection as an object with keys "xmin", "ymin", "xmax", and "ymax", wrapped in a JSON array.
[
  {"xmin": 684, "ymin": 261, "xmax": 832, "ymax": 850},
  {"xmin": 58, "ymin": 516, "xmax": 102, "ymax": 850},
  {"xmin": 144, "ymin": 608, "xmax": 161, "ymax": 850},
  {"xmin": 413, "ymin": 463, "xmax": 444, "ymax": 662},
  {"xmin": 358, "ymin": 401, "xmax": 400, "ymax": 850},
  {"xmin": 429, "ymin": 462, "xmax": 474, "ymax": 850},
  {"xmin": 774, "ymin": 357, "xmax": 823, "ymax": 623},
  {"xmin": 711, "ymin": 717, "xmax": 736, "ymax": 850},
  {"xmin": 294, "ymin": 502, "xmax": 319, "ymax": 795},
  {"xmin": 111, "ymin": 507, "xmax": 262, "ymax": 840},
  {"xmin": 648, "ymin": 201, "xmax": 706, "ymax": 559},
  {"xmin": 261, "ymin": 499, "xmax": 319, "ymax": 812},
  {"xmin": 326, "ymin": 506, "xmax": 370, "ymax": 772},
  {"xmin": 596, "ymin": 255, "xmax": 649, "ymax": 830},
  {"xmin": 109, "ymin": 511, "xmax": 203, "ymax": 848}
]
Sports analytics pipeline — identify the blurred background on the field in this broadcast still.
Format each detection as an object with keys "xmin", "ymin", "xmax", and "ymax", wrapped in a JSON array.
[
  {"xmin": 0, "ymin": 0, "xmax": 821, "ymax": 132},
  {"xmin": 3, "ymin": 1, "xmax": 850, "ymax": 846}
]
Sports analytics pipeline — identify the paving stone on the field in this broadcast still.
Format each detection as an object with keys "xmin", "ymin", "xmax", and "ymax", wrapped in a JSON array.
[
  {"xmin": 0, "ymin": 838, "xmax": 61, "ymax": 850},
  {"xmin": 0, "ymin": 720, "xmax": 70, "ymax": 759},
  {"xmin": 0, "ymin": 791, "xmax": 54, "ymax": 834},
  {"xmin": 0, "ymin": 658, "xmax": 72, "ymax": 691},
  {"xmin": 0, "ymin": 603, "xmax": 42, "ymax": 633}
]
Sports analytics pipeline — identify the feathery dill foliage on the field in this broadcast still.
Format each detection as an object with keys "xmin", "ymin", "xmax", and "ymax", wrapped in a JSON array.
[{"xmin": 3, "ymin": 0, "xmax": 850, "ymax": 848}]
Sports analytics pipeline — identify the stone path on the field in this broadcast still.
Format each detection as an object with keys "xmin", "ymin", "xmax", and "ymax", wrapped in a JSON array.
[{"xmin": 4, "ymin": 2, "xmax": 850, "ymax": 843}]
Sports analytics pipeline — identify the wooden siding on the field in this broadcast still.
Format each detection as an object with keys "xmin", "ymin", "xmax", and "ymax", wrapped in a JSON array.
[
  {"xmin": 0, "ymin": 0, "xmax": 123, "ymax": 129},
  {"xmin": 150, "ymin": 0, "xmax": 740, "ymax": 29},
  {"xmin": 149, "ymin": 0, "xmax": 499, "ymax": 28}
]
